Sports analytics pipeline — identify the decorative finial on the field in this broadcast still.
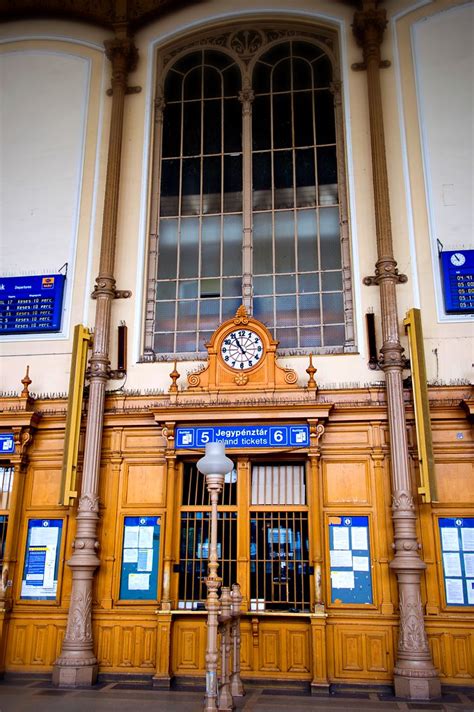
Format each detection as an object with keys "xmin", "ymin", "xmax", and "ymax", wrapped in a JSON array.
[
  {"xmin": 233, "ymin": 305, "xmax": 250, "ymax": 325},
  {"xmin": 306, "ymin": 354, "xmax": 317, "ymax": 389},
  {"xmin": 21, "ymin": 365, "xmax": 32, "ymax": 398},
  {"xmin": 169, "ymin": 361, "xmax": 180, "ymax": 393}
]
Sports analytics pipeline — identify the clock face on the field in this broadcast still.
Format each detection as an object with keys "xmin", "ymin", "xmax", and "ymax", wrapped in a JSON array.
[
  {"xmin": 450, "ymin": 252, "xmax": 466, "ymax": 267},
  {"xmin": 220, "ymin": 329, "xmax": 264, "ymax": 370}
]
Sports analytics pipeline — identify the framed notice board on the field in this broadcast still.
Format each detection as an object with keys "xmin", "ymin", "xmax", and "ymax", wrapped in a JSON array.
[
  {"xmin": 439, "ymin": 517, "xmax": 474, "ymax": 607},
  {"xmin": 329, "ymin": 515, "xmax": 373, "ymax": 605},
  {"xmin": 119, "ymin": 516, "xmax": 161, "ymax": 600},
  {"xmin": 21, "ymin": 519, "xmax": 63, "ymax": 600}
]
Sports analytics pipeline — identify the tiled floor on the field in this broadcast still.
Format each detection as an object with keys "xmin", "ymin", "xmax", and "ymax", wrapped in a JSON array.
[{"xmin": 0, "ymin": 679, "xmax": 473, "ymax": 712}]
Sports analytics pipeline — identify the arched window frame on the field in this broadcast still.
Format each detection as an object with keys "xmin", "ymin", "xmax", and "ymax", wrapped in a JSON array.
[{"xmin": 143, "ymin": 23, "xmax": 355, "ymax": 360}]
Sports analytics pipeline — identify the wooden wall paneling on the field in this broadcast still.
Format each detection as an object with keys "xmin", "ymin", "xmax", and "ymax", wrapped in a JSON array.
[
  {"xmin": 427, "ymin": 630, "xmax": 446, "ymax": 680},
  {"xmin": 259, "ymin": 626, "xmax": 281, "ymax": 672},
  {"xmin": 6, "ymin": 617, "xmax": 66, "ymax": 670},
  {"xmin": 29, "ymin": 464, "xmax": 62, "ymax": 507},
  {"xmin": 331, "ymin": 623, "xmax": 394, "ymax": 681},
  {"xmin": 238, "ymin": 621, "xmax": 252, "ymax": 672},
  {"xmin": 419, "ymin": 506, "xmax": 441, "ymax": 615},
  {"xmin": 122, "ymin": 460, "xmax": 166, "ymax": 507},
  {"xmin": 322, "ymin": 456, "xmax": 372, "ymax": 506},
  {"xmin": 172, "ymin": 617, "xmax": 206, "ymax": 675},
  {"xmin": 286, "ymin": 625, "xmax": 310, "ymax": 673},
  {"xmin": 370, "ymin": 423, "xmax": 394, "ymax": 614},
  {"xmin": 434, "ymin": 459, "xmax": 474, "ymax": 504},
  {"xmin": 169, "ymin": 460, "xmax": 182, "ymax": 610},
  {"xmin": 310, "ymin": 616, "xmax": 328, "ymax": 689},
  {"xmin": 153, "ymin": 612, "xmax": 172, "ymax": 684}
]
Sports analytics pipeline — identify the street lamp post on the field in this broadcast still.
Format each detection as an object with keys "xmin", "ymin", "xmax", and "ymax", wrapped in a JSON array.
[{"xmin": 197, "ymin": 442, "xmax": 234, "ymax": 712}]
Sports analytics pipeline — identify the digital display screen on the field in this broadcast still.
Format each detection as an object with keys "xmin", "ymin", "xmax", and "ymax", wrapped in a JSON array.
[
  {"xmin": 0, "ymin": 274, "xmax": 66, "ymax": 334},
  {"xmin": 440, "ymin": 250, "xmax": 474, "ymax": 314}
]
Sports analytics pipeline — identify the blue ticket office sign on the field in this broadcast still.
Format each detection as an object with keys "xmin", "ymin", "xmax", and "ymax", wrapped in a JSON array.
[
  {"xmin": 0, "ymin": 274, "xmax": 66, "ymax": 335},
  {"xmin": 176, "ymin": 424, "xmax": 310, "ymax": 449},
  {"xmin": 440, "ymin": 250, "xmax": 474, "ymax": 314},
  {"xmin": 0, "ymin": 433, "xmax": 15, "ymax": 455},
  {"xmin": 329, "ymin": 516, "xmax": 373, "ymax": 605},
  {"xmin": 439, "ymin": 517, "xmax": 474, "ymax": 606},
  {"xmin": 119, "ymin": 516, "xmax": 161, "ymax": 600},
  {"xmin": 21, "ymin": 519, "xmax": 63, "ymax": 600}
]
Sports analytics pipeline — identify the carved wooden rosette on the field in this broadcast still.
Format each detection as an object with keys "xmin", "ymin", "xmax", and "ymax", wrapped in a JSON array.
[
  {"xmin": 53, "ymin": 33, "xmax": 138, "ymax": 687},
  {"xmin": 352, "ymin": 3, "xmax": 440, "ymax": 698}
]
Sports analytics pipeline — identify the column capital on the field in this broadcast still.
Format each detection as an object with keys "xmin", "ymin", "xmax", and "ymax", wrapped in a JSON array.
[{"xmin": 104, "ymin": 36, "xmax": 138, "ymax": 75}]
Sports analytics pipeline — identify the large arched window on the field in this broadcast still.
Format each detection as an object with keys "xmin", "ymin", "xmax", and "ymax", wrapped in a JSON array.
[{"xmin": 144, "ymin": 26, "xmax": 354, "ymax": 358}]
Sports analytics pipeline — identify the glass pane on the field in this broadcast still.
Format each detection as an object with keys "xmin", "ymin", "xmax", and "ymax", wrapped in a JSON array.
[
  {"xmin": 276, "ymin": 274, "xmax": 296, "ymax": 294},
  {"xmin": 178, "ymin": 280, "xmax": 198, "ymax": 298},
  {"xmin": 203, "ymin": 156, "xmax": 221, "ymax": 214},
  {"xmin": 293, "ymin": 92, "xmax": 314, "ymax": 147},
  {"xmin": 223, "ymin": 215, "xmax": 242, "ymax": 276},
  {"xmin": 183, "ymin": 100, "xmax": 201, "ymax": 156},
  {"xmin": 224, "ymin": 155, "xmax": 242, "ymax": 213},
  {"xmin": 222, "ymin": 297, "xmax": 241, "ymax": 320},
  {"xmin": 275, "ymin": 295, "xmax": 296, "ymax": 326},
  {"xmin": 179, "ymin": 218, "xmax": 199, "ymax": 278},
  {"xmin": 317, "ymin": 145, "xmax": 337, "ymax": 186},
  {"xmin": 253, "ymin": 296, "xmax": 274, "ymax": 327},
  {"xmin": 300, "ymin": 327, "xmax": 321, "ymax": 348},
  {"xmin": 275, "ymin": 211, "xmax": 295, "ymax": 273},
  {"xmin": 205, "ymin": 50, "xmax": 233, "ymax": 71},
  {"xmin": 224, "ymin": 99, "xmax": 242, "ymax": 153},
  {"xmin": 184, "ymin": 66, "xmax": 202, "ymax": 100},
  {"xmin": 322, "ymin": 292, "xmax": 344, "ymax": 324},
  {"xmin": 274, "ymin": 151, "xmax": 293, "ymax": 209},
  {"xmin": 322, "ymin": 271, "xmax": 343, "ymax": 291},
  {"xmin": 199, "ymin": 298, "xmax": 220, "ymax": 329},
  {"xmin": 313, "ymin": 54, "xmax": 332, "ymax": 88},
  {"xmin": 299, "ymin": 273, "xmax": 319, "ymax": 293},
  {"xmin": 178, "ymin": 300, "xmax": 197, "ymax": 330},
  {"xmin": 203, "ymin": 100, "xmax": 221, "ymax": 154},
  {"xmin": 261, "ymin": 42, "xmax": 290, "ymax": 67},
  {"xmin": 297, "ymin": 210, "xmax": 318, "ymax": 272},
  {"xmin": 252, "ymin": 96, "xmax": 271, "ymax": 150},
  {"xmin": 253, "ymin": 152, "xmax": 272, "ymax": 210},
  {"xmin": 223, "ymin": 63, "xmax": 241, "ymax": 97},
  {"xmin": 295, "ymin": 149, "xmax": 316, "ymax": 208},
  {"xmin": 158, "ymin": 219, "xmax": 178, "ymax": 279},
  {"xmin": 201, "ymin": 215, "xmax": 221, "ymax": 277},
  {"xmin": 315, "ymin": 89, "xmax": 335, "ymax": 145},
  {"xmin": 164, "ymin": 68, "xmax": 182, "ymax": 102},
  {"xmin": 319, "ymin": 207, "xmax": 341, "ymax": 269},
  {"xmin": 273, "ymin": 94, "xmax": 292, "ymax": 149},
  {"xmin": 176, "ymin": 331, "xmax": 197, "ymax": 352},
  {"xmin": 201, "ymin": 278, "xmax": 220, "ymax": 297},
  {"xmin": 155, "ymin": 301, "xmax": 176, "ymax": 330},
  {"xmin": 292, "ymin": 57, "xmax": 312, "ymax": 90},
  {"xmin": 162, "ymin": 103, "xmax": 181, "ymax": 158},
  {"xmin": 204, "ymin": 66, "xmax": 221, "ymax": 98},
  {"xmin": 160, "ymin": 160, "xmax": 180, "ymax": 216},
  {"xmin": 299, "ymin": 293, "xmax": 320, "ymax": 326},
  {"xmin": 323, "ymin": 324, "xmax": 345, "ymax": 346},
  {"xmin": 272, "ymin": 57, "xmax": 291, "ymax": 92},
  {"xmin": 276, "ymin": 329, "xmax": 293, "ymax": 348},
  {"xmin": 294, "ymin": 41, "xmax": 323, "ymax": 65},
  {"xmin": 253, "ymin": 61, "xmax": 271, "ymax": 95},
  {"xmin": 154, "ymin": 332, "xmax": 175, "ymax": 353},
  {"xmin": 223, "ymin": 278, "xmax": 242, "ymax": 296},
  {"xmin": 254, "ymin": 275, "xmax": 273, "ymax": 295},
  {"xmin": 181, "ymin": 158, "xmax": 200, "ymax": 215},
  {"xmin": 253, "ymin": 213, "xmax": 273, "ymax": 274},
  {"xmin": 156, "ymin": 280, "xmax": 177, "ymax": 300},
  {"xmin": 199, "ymin": 331, "xmax": 213, "ymax": 350},
  {"xmin": 174, "ymin": 51, "xmax": 201, "ymax": 75}
]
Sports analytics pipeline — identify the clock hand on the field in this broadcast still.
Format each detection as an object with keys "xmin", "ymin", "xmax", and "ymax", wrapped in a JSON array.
[{"xmin": 232, "ymin": 334, "xmax": 246, "ymax": 355}]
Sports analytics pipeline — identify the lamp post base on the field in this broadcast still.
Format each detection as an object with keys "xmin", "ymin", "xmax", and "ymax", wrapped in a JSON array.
[
  {"xmin": 394, "ymin": 674, "xmax": 441, "ymax": 701},
  {"xmin": 52, "ymin": 662, "xmax": 98, "ymax": 688}
]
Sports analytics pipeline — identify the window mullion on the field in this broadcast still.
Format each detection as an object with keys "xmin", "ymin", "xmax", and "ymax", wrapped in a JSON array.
[{"xmin": 240, "ymin": 75, "xmax": 254, "ymax": 313}]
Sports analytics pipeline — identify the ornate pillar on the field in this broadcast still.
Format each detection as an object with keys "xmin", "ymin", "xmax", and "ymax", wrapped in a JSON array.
[
  {"xmin": 52, "ymin": 29, "xmax": 138, "ymax": 687},
  {"xmin": 352, "ymin": 2, "xmax": 440, "ymax": 699}
]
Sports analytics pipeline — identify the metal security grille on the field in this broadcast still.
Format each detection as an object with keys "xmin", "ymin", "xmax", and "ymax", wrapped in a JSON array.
[
  {"xmin": 250, "ymin": 511, "xmax": 310, "ymax": 612},
  {"xmin": 178, "ymin": 511, "xmax": 237, "ymax": 608},
  {"xmin": 182, "ymin": 462, "xmax": 237, "ymax": 506}
]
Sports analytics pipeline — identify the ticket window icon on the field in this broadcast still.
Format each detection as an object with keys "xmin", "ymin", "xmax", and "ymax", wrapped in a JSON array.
[
  {"xmin": 182, "ymin": 432, "xmax": 193, "ymax": 445},
  {"xmin": 2, "ymin": 440, "xmax": 11, "ymax": 451},
  {"xmin": 294, "ymin": 430, "xmax": 306, "ymax": 443}
]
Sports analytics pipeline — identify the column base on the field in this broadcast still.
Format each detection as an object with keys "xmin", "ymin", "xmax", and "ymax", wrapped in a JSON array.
[
  {"xmin": 52, "ymin": 662, "xmax": 98, "ymax": 688},
  {"xmin": 394, "ymin": 674, "xmax": 441, "ymax": 701},
  {"xmin": 152, "ymin": 673, "xmax": 171, "ymax": 689}
]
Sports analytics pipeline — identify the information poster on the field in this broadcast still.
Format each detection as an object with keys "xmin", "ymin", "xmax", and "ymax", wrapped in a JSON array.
[
  {"xmin": 21, "ymin": 519, "xmax": 63, "ymax": 600},
  {"xmin": 329, "ymin": 516, "xmax": 372, "ymax": 604},
  {"xmin": 439, "ymin": 518, "xmax": 474, "ymax": 606},
  {"xmin": 119, "ymin": 516, "xmax": 161, "ymax": 600}
]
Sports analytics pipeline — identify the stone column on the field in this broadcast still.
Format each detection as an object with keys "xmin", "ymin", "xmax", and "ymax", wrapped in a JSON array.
[
  {"xmin": 352, "ymin": 2, "xmax": 440, "ymax": 700},
  {"xmin": 52, "ymin": 30, "xmax": 138, "ymax": 688}
]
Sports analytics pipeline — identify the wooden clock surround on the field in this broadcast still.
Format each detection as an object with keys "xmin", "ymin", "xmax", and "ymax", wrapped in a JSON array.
[{"xmin": 187, "ymin": 305, "xmax": 298, "ymax": 392}]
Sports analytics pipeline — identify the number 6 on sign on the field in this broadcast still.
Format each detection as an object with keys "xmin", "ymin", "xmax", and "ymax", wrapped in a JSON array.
[{"xmin": 269, "ymin": 427, "xmax": 288, "ymax": 446}]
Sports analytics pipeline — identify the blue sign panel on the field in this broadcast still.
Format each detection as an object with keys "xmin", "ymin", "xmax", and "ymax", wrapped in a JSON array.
[
  {"xmin": 439, "ymin": 517, "xmax": 474, "ymax": 606},
  {"xmin": 175, "ymin": 424, "xmax": 310, "ymax": 449},
  {"xmin": 21, "ymin": 519, "xmax": 63, "ymax": 600},
  {"xmin": 120, "ymin": 516, "xmax": 161, "ymax": 600},
  {"xmin": 329, "ymin": 516, "xmax": 373, "ymax": 605},
  {"xmin": 440, "ymin": 250, "xmax": 474, "ymax": 313},
  {"xmin": 0, "ymin": 274, "xmax": 66, "ymax": 334},
  {"xmin": 0, "ymin": 433, "xmax": 15, "ymax": 454}
]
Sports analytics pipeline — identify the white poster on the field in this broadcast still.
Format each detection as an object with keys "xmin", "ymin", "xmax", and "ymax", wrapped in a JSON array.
[
  {"xmin": 441, "ymin": 527, "xmax": 460, "ymax": 552},
  {"xmin": 351, "ymin": 527, "xmax": 368, "ymax": 551},
  {"xmin": 461, "ymin": 527, "xmax": 474, "ymax": 552},
  {"xmin": 124, "ymin": 526, "xmax": 139, "ymax": 548},
  {"xmin": 353, "ymin": 556, "xmax": 370, "ymax": 572},
  {"xmin": 333, "ymin": 527, "xmax": 350, "ymax": 550},
  {"xmin": 138, "ymin": 526, "xmax": 154, "ymax": 549},
  {"xmin": 463, "ymin": 553, "xmax": 474, "ymax": 578},
  {"xmin": 330, "ymin": 550, "xmax": 352, "ymax": 568},
  {"xmin": 128, "ymin": 573, "xmax": 150, "ymax": 591},
  {"xmin": 443, "ymin": 552, "xmax": 462, "ymax": 577},
  {"xmin": 466, "ymin": 579, "xmax": 474, "ymax": 605},
  {"xmin": 123, "ymin": 548, "xmax": 138, "ymax": 563},
  {"xmin": 445, "ymin": 578, "xmax": 464, "ymax": 605},
  {"xmin": 137, "ymin": 548, "xmax": 153, "ymax": 572},
  {"xmin": 331, "ymin": 571, "xmax": 355, "ymax": 589}
]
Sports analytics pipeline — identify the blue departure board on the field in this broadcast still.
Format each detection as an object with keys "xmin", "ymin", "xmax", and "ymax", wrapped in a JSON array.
[
  {"xmin": 440, "ymin": 250, "xmax": 474, "ymax": 314},
  {"xmin": 0, "ymin": 274, "xmax": 66, "ymax": 334}
]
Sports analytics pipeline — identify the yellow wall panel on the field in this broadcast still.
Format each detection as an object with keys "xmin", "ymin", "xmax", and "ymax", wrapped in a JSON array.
[
  {"xmin": 30, "ymin": 467, "xmax": 62, "ymax": 506},
  {"xmin": 323, "ymin": 460, "xmax": 370, "ymax": 504},
  {"xmin": 286, "ymin": 628, "xmax": 310, "ymax": 673},
  {"xmin": 435, "ymin": 461, "xmax": 474, "ymax": 502},
  {"xmin": 123, "ymin": 462, "xmax": 166, "ymax": 506},
  {"xmin": 260, "ymin": 629, "xmax": 281, "ymax": 672}
]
